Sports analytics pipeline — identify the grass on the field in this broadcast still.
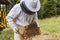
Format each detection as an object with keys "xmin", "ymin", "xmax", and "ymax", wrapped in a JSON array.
[
  {"xmin": 39, "ymin": 16, "xmax": 60, "ymax": 33},
  {"xmin": 0, "ymin": 16, "xmax": 60, "ymax": 40},
  {"xmin": 0, "ymin": 28, "xmax": 13, "ymax": 40}
]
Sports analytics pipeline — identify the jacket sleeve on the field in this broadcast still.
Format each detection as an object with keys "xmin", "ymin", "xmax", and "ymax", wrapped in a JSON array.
[
  {"xmin": 33, "ymin": 12, "xmax": 40, "ymax": 27},
  {"xmin": 6, "ymin": 4, "xmax": 21, "ymax": 29}
]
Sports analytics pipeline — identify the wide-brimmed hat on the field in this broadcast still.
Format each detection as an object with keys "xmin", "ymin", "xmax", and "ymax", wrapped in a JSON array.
[{"xmin": 20, "ymin": 0, "xmax": 41, "ymax": 12}]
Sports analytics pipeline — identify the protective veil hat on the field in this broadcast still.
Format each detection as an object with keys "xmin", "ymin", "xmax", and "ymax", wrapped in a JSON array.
[{"xmin": 20, "ymin": 0, "xmax": 41, "ymax": 12}]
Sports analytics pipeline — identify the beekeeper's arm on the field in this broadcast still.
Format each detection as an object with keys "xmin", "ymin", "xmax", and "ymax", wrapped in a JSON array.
[
  {"xmin": 6, "ymin": 4, "xmax": 21, "ymax": 32},
  {"xmin": 33, "ymin": 12, "xmax": 40, "ymax": 27}
]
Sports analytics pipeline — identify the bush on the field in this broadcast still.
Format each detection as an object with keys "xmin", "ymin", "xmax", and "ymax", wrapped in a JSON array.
[{"xmin": 38, "ymin": 0, "xmax": 58, "ymax": 19}]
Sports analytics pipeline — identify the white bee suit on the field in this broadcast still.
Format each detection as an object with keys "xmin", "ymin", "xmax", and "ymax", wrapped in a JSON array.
[{"xmin": 6, "ymin": 3, "xmax": 40, "ymax": 40}]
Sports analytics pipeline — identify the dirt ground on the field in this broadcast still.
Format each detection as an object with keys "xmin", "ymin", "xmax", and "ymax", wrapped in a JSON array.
[{"xmin": 31, "ymin": 28, "xmax": 60, "ymax": 40}]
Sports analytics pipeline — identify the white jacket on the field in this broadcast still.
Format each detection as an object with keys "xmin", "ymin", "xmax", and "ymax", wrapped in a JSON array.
[{"xmin": 6, "ymin": 3, "xmax": 39, "ymax": 32}]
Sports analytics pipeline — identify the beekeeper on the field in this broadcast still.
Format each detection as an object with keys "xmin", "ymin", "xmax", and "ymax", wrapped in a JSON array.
[{"xmin": 6, "ymin": 0, "xmax": 41, "ymax": 40}]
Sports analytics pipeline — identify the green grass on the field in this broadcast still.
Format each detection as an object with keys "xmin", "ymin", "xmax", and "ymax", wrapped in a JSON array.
[
  {"xmin": 39, "ymin": 16, "xmax": 60, "ymax": 33},
  {"xmin": 0, "ymin": 28, "xmax": 13, "ymax": 40},
  {"xmin": 0, "ymin": 16, "xmax": 60, "ymax": 40}
]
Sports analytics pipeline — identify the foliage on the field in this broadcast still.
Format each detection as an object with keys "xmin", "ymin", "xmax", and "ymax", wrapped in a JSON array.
[{"xmin": 38, "ymin": 0, "xmax": 58, "ymax": 19}]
